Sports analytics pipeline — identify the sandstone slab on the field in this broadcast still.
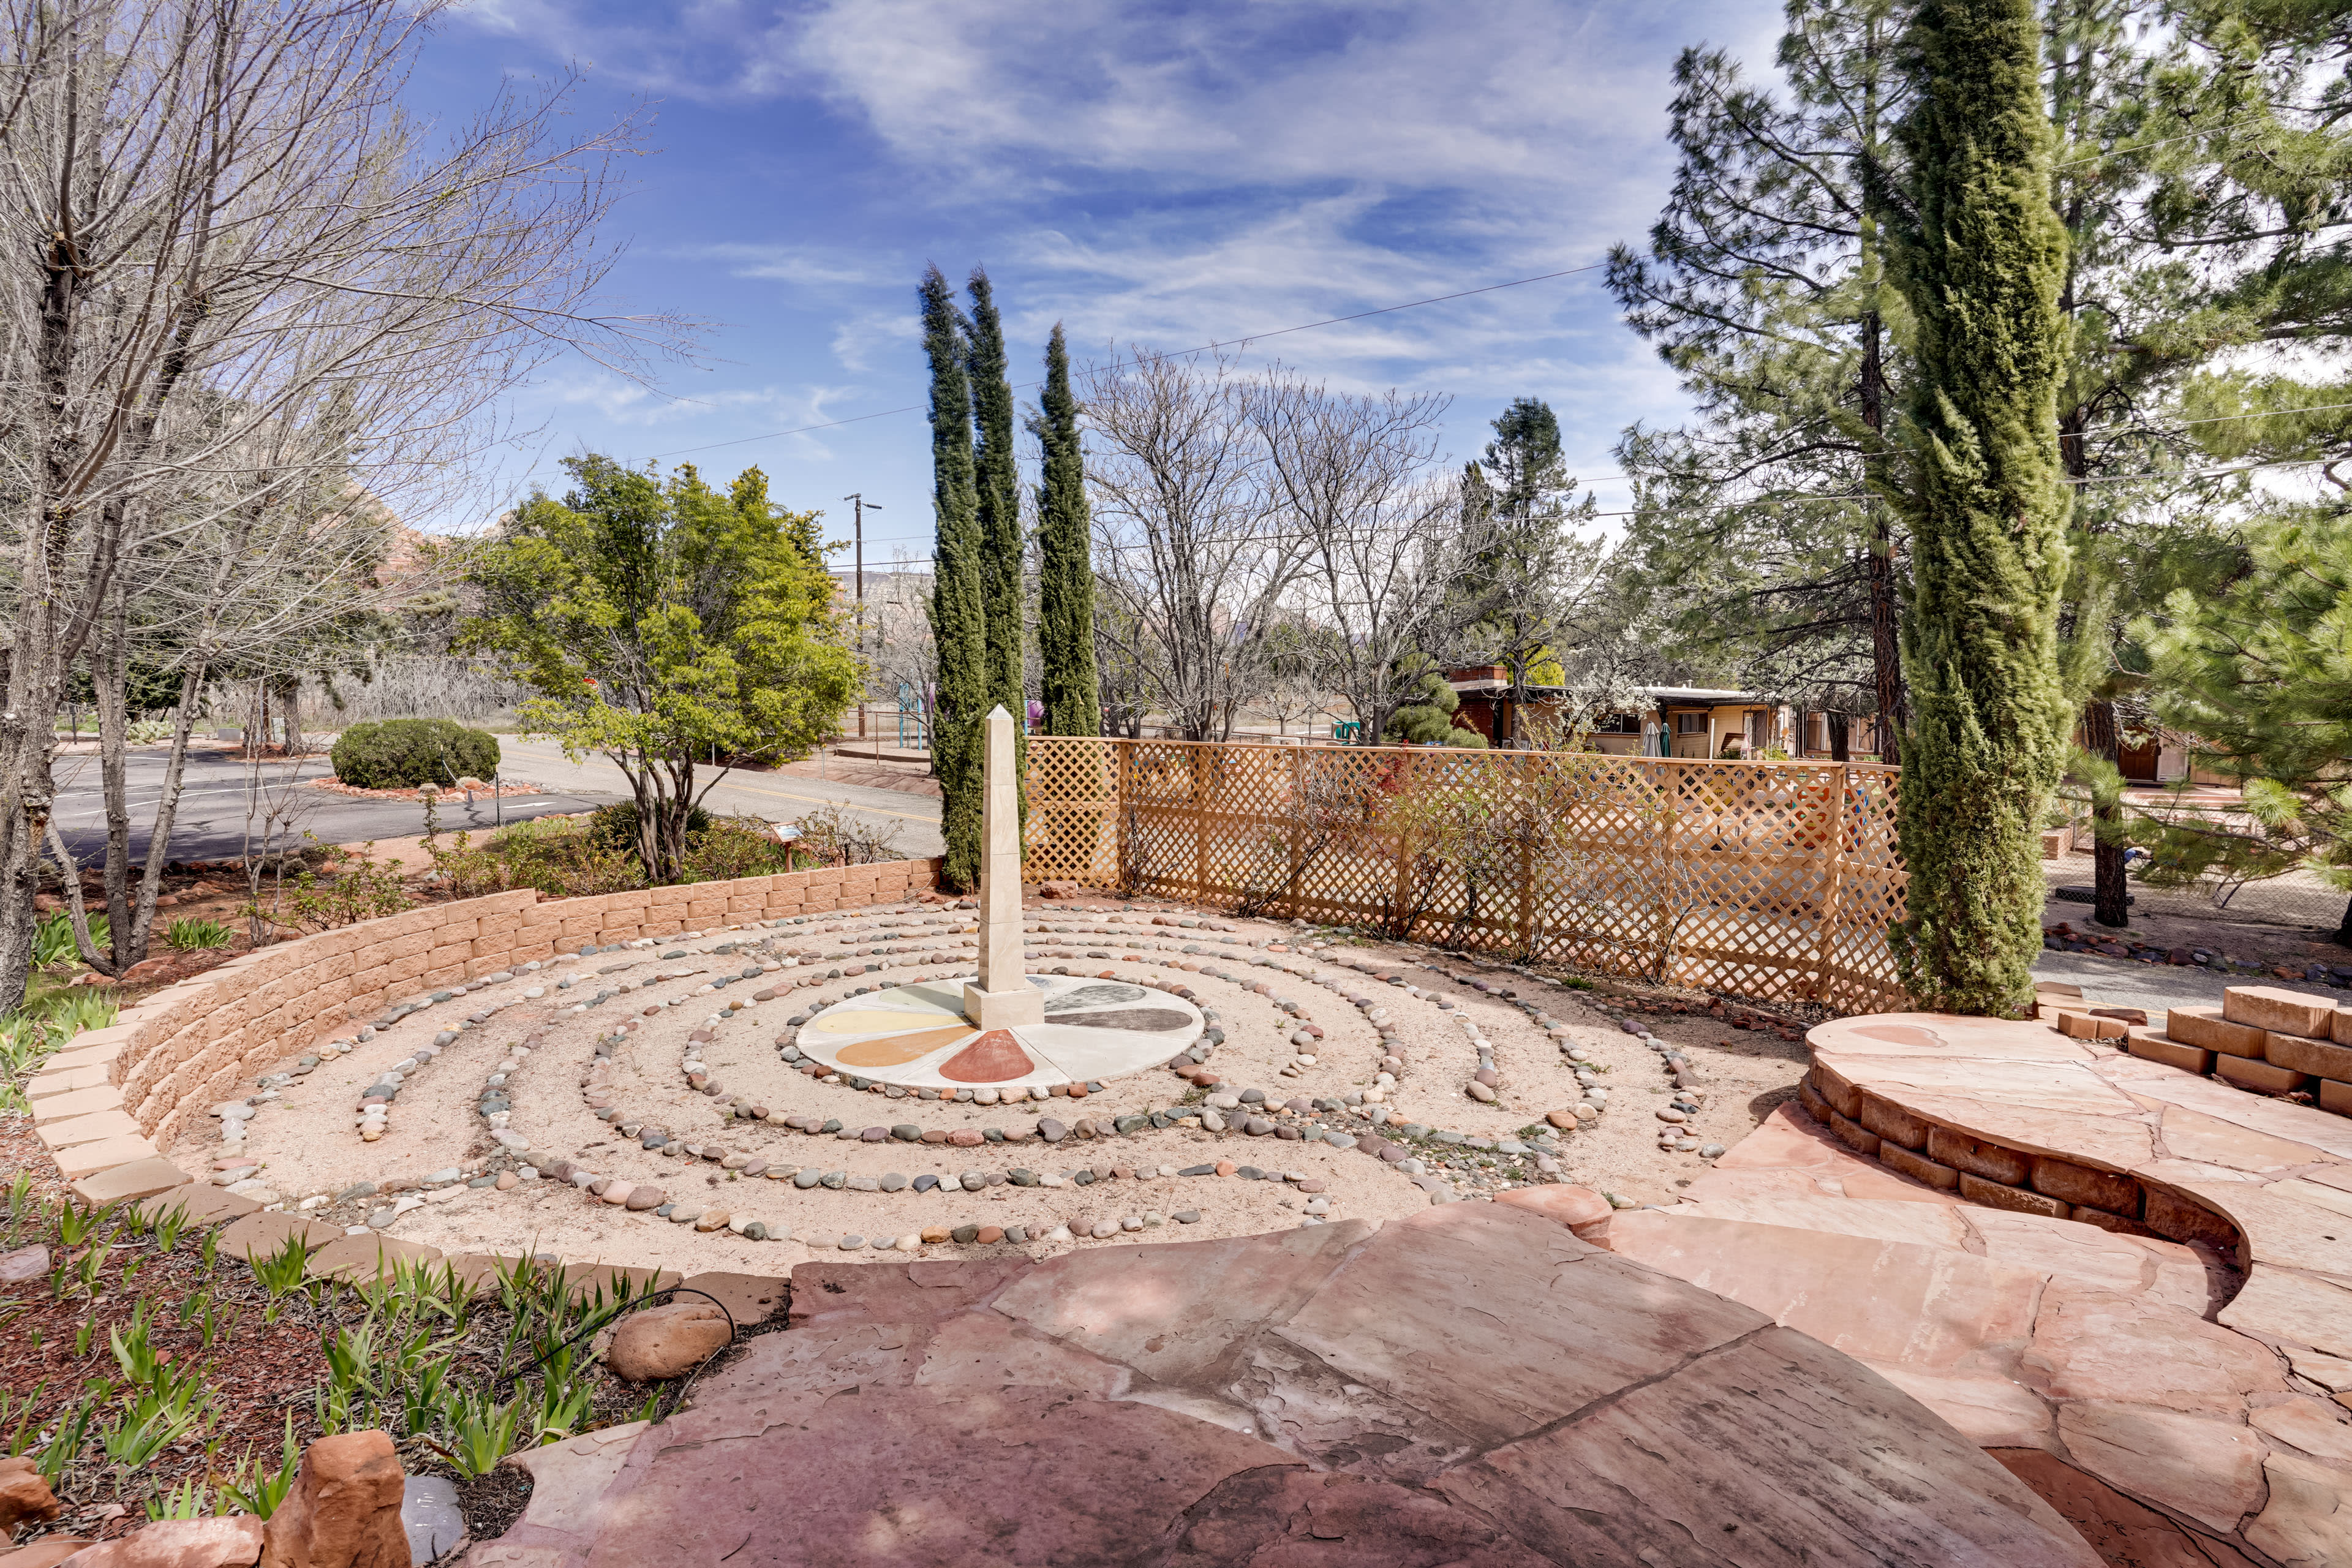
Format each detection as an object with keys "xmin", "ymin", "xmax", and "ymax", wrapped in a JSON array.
[
  {"xmin": 134, "ymin": 1185, "xmax": 261, "ymax": 1226},
  {"xmin": 1991, "ymin": 1449, "xmax": 2244, "ymax": 1568},
  {"xmin": 303, "ymin": 1235, "xmax": 444, "ymax": 1285},
  {"xmin": 456, "ymin": 1211, "xmax": 2097, "ymax": 1568},
  {"xmin": 58, "ymin": 1515, "xmax": 263, "ymax": 1568},
  {"xmin": 64, "ymin": 1156, "xmax": 183, "ymax": 1205},
  {"xmin": 216, "ymin": 1213, "xmax": 338, "ymax": 1262},
  {"xmin": 2055, "ymin": 1401, "xmax": 2268, "ymax": 1536},
  {"xmin": 2248, "ymin": 1450, "xmax": 2352, "ymax": 1566}
]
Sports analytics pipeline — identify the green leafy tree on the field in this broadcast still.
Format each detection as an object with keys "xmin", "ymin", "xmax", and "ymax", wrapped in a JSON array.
[
  {"xmin": 2137, "ymin": 516, "xmax": 2352, "ymax": 945},
  {"xmin": 1882, "ymin": 0, "xmax": 2076, "ymax": 1014},
  {"xmin": 1033, "ymin": 323, "xmax": 1101, "ymax": 737},
  {"xmin": 462, "ymin": 457, "xmax": 855, "ymax": 884},
  {"xmin": 923, "ymin": 266, "xmax": 987, "ymax": 891}
]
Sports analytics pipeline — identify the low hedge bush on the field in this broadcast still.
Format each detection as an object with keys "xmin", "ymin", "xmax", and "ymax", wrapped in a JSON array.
[{"xmin": 331, "ymin": 719, "xmax": 500, "ymax": 790}]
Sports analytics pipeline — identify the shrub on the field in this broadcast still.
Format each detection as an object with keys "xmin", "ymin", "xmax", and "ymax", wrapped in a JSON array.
[
  {"xmin": 681, "ymin": 816, "xmax": 798, "ymax": 882},
  {"xmin": 790, "ymin": 803, "xmax": 903, "ymax": 867},
  {"xmin": 331, "ymin": 718, "xmax": 500, "ymax": 790},
  {"xmin": 589, "ymin": 799, "xmax": 711, "ymax": 856},
  {"xmin": 162, "ymin": 918, "xmax": 233, "ymax": 951},
  {"xmin": 425, "ymin": 809, "xmax": 796, "ymax": 899}
]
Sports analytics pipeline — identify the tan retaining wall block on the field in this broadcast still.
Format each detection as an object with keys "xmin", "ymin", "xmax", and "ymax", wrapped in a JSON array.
[
  {"xmin": 2127, "ymin": 1028, "xmax": 2213, "ymax": 1076},
  {"xmin": 2222, "ymin": 985, "xmax": 2339, "ymax": 1039},
  {"xmin": 2265, "ymin": 1033, "xmax": 2352, "ymax": 1082},
  {"xmin": 1858, "ymin": 1093, "xmax": 1930, "ymax": 1151},
  {"xmin": 2167, "ymin": 1005, "xmax": 2267, "ymax": 1058},
  {"xmin": 2029, "ymin": 1156, "xmax": 2140, "ymax": 1215},
  {"xmin": 2218, "ymin": 1055, "xmax": 2310, "ymax": 1095},
  {"xmin": 1958, "ymin": 1172, "xmax": 2069, "ymax": 1219},
  {"xmin": 1878, "ymin": 1144, "xmax": 1959, "ymax": 1191},
  {"xmin": 2144, "ymin": 1188, "xmax": 2239, "ymax": 1252}
]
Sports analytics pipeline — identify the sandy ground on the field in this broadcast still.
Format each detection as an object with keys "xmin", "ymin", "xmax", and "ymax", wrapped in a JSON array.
[{"xmin": 167, "ymin": 897, "xmax": 1824, "ymax": 1275}]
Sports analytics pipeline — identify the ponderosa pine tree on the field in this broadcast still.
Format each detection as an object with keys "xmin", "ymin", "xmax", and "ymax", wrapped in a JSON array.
[
  {"xmin": 1034, "ymin": 323, "xmax": 1101, "ymax": 737},
  {"xmin": 1608, "ymin": 0, "xmax": 1912, "ymax": 758},
  {"xmin": 2136, "ymin": 514, "xmax": 2352, "ymax": 946},
  {"xmin": 1883, "ymin": 0, "xmax": 2075, "ymax": 1014},
  {"xmin": 923, "ymin": 266, "xmax": 986, "ymax": 891},
  {"xmin": 967, "ymin": 270, "xmax": 1027, "ymax": 812}
]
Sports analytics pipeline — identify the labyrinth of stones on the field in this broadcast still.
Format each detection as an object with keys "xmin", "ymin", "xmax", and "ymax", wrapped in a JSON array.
[
  {"xmin": 173, "ymin": 893, "xmax": 1634, "ymax": 1267},
  {"xmin": 34, "ymin": 722, "xmax": 2352, "ymax": 1564}
]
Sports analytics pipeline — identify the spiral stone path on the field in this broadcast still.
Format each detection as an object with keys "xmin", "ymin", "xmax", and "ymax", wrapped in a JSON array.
[{"xmin": 159, "ymin": 888, "xmax": 1732, "ymax": 1275}]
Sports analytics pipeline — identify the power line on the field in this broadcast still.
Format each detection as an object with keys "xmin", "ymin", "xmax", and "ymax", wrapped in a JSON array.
[
  {"xmin": 818, "ymin": 394, "xmax": 2352, "ymax": 555},
  {"xmin": 838, "ymin": 447, "xmax": 2338, "ymax": 550},
  {"xmin": 646, "ymin": 262, "xmax": 1606, "ymax": 462}
]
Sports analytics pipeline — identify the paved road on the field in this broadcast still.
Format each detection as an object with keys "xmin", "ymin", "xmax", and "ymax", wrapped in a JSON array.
[
  {"xmin": 491, "ymin": 741, "xmax": 944, "ymax": 861},
  {"xmin": 48, "ymin": 748, "xmax": 611, "ymax": 865},
  {"xmin": 48, "ymin": 742, "xmax": 945, "ymax": 866}
]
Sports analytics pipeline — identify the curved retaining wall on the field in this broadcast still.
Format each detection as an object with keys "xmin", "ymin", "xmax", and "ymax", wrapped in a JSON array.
[{"xmin": 26, "ymin": 858, "xmax": 943, "ymax": 1183}]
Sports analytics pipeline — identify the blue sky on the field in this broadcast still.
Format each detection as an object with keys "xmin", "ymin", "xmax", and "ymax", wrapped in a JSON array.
[{"xmin": 420, "ymin": 0, "xmax": 1785, "ymax": 558}]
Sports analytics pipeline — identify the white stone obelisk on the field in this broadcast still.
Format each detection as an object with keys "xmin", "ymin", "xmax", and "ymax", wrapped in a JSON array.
[{"xmin": 963, "ymin": 706, "xmax": 1042, "ymax": 1029}]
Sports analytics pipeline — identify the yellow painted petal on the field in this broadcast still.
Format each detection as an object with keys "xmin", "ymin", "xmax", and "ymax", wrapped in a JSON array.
[{"xmin": 835, "ymin": 1027, "xmax": 974, "ymax": 1066}]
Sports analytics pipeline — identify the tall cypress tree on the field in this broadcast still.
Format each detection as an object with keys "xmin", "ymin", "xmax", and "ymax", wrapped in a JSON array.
[
  {"xmin": 966, "ymin": 268, "xmax": 1027, "ymax": 819},
  {"xmin": 1034, "ymin": 323, "xmax": 1101, "ymax": 737},
  {"xmin": 1883, "ymin": 0, "xmax": 2073, "ymax": 1015},
  {"xmin": 922, "ymin": 265, "xmax": 986, "ymax": 892}
]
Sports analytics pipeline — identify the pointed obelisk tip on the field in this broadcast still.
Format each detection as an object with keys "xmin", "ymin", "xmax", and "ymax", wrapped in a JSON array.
[{"xmin": 986, "ymin": 705, "xmax": 1012, "ymax": 722}]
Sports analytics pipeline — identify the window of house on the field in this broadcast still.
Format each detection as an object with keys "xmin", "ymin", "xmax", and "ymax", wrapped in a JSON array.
[
  {"xmin": 1674, "ymin": 712, "xmax": 1709, "ymax": 734},
  {"xmin": 1593, "ymin": 713, "xmax": 1642, "ymax": 734}
]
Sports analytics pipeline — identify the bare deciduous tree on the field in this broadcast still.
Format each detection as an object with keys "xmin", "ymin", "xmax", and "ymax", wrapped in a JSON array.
[
  {"xmin": 0, "ymin": 0, "xmax": 687, "ymax": 1007},
  {"xmin": 1248, "ymin": 368, "xmax": 1465, "ymax": 745},
  {"xmin": 1082, "ymin": 347, "xmax": 1301, "ymax": 741}
]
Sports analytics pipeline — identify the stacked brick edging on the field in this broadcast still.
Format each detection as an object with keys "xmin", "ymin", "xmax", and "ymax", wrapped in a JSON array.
[
  {"xmin": 2110, "ymin": 984, "xmax": 2352, "ymax": 1117},
  {"xmin": 1798, "ymin": 1061, "xmax": 2241, "ymax": 1254},
  {"xmin": 25, "ymin": 858, "xmax": 943, "ymax": 1178}
]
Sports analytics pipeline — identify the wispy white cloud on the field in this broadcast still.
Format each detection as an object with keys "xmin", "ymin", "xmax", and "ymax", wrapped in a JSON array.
[
  {"xmin": 790, "ymin": 0, "xmax": 1680, "ymax": 200},
  {"xmin": 443, "ymin": 0, "xmax": 1789, "ymax": 532}
]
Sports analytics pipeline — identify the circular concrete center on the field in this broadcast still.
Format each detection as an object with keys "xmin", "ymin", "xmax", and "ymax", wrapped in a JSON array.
[{"xmin": 795, "ymin": 974, "xmax": 1204, "ymax": 1090}]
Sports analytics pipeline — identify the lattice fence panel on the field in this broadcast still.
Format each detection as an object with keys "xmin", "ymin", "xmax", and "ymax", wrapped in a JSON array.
[{"xmin": 1024, "ymin": 738, "xmax": 1912, "ymax": 1011}]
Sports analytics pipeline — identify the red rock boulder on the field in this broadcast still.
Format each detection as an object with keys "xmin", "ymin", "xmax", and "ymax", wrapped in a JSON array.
[
  {"xmin": 607, "ymin": 1302, "xmax": 733, "ymax": 1382},
  {"xmin": 1494, "ymin": 1183, "xmax": 1615, "ymax": 1245},
  {"xmin": 257, "ymin": 1431, "xmax": 408, "ymax": 1568},
  {"xmin": 0, "ymin": 1457, "xmax": 61, "ymax": 1532}
]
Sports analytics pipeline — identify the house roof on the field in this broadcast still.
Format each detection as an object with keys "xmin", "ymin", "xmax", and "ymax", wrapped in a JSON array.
[{"xmin": 1446, "ymin": 677, "xmax": 1772, "ymax": 707}]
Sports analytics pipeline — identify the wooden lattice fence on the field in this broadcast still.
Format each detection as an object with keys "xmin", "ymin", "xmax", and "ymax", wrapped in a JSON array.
[{"xmin": 1023, "ymin": 737, "xmax": 1909, "ymax": 1012}]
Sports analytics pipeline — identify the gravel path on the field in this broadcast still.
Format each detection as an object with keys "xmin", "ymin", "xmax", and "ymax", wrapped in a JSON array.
[{"xmin": 2032, "ymin": 949, "xmax": 2345, "ymax": 1022}]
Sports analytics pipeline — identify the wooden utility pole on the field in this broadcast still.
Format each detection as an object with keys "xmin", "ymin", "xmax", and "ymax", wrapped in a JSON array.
[{"xmin": 843, "ymin": 493, "xmax": 881, "ymax": 742}]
